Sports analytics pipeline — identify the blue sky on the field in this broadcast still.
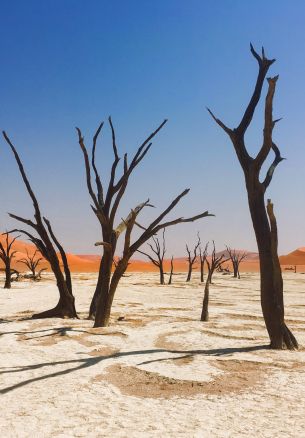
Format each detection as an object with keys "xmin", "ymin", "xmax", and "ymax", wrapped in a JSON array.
[{"xmin": 0, "ymin": 0, "xmax": 305, "ymax": 256}]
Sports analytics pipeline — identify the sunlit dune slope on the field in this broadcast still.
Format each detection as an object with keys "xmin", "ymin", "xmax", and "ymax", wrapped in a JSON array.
[{"xmin": 1, "ymin": 234, "xmax": 304, "ymax": 273}]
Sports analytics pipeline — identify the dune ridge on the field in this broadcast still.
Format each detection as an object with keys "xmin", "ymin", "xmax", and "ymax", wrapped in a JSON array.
[{"xmin": 1, "ymin": 234, "xmax": 304, "ymax": 273}]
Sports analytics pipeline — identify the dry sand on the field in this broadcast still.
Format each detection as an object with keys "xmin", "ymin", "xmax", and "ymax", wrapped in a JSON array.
[{"xmin": 0, "ymin": 272, "xmax": 305, "ymax": 437}]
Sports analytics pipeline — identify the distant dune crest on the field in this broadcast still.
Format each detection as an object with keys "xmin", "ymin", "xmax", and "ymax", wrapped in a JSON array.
[{"xmin": 1, "ymin": 235, "xmax": 304, "ymax": 272}]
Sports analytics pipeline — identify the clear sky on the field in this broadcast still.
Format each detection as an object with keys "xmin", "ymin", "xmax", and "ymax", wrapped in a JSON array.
[{"xmin": 0, "ymin": 0, "xmax": 305, "ymax": 257}]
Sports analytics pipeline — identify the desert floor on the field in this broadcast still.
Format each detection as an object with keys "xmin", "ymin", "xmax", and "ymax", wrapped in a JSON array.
[{"xmin": 0, "ymin": 272, "xmax": 305, "ymax": 437}]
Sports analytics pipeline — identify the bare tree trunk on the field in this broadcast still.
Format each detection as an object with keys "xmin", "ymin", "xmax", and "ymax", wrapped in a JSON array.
[
  {"xmin": 200, "ymin": 260, "xmax": 204, "ymax": 282},
  {"xmin": 232, "ymin": 262, "xmax": 238, "ymax": 278},
  {"xmin": 168, "ymin": 256, "xmax": 174, "ymax": 285},
  {"xmin": 89, "ymin": 254, "xmax": 106, "ymax": 319},
  {"xmin": 33, "ymin": 257, "xmax": 76, "ymax": 318},
  {"xmin": 185, "ymin": 236, "xmax": 200, "ymax": 282},
  {"xmin": 159, "ymin": 266, "xmax": 165, "ymax": 285},
  {"xmin": 94, "ymin": 258, "xmax": 128, "ymax": 327},
  {"xmin": 1, "ymin": 233, "xmax": 19, "ymax": 289},
  {"xmin": 248, "ymin": 191, "xmax": 297, "ymax": 349},
  {"xmin": 137, "ymin": 229, "xmax": 167, "ymax": 286},
  {"xmin": 200, "ymin": 242, "xmax": 227, "ymax": 321},
  {"xmin": 201, "ymin": 273, "xmax": 210, "ymax": 321},
  {"xmin": 4, "ymin": 262, "xmax": 11, "ymax": 289},
  {"xmin": 93, "ymin": 248, "xmax": 114, "ymax": 325},
  {"xmin": 186, "ymin": 265, "xmax": 192, "ymax": 282},
  {"xmin": 207, "ymin": 45, "xmax": 298, "ymax": 349}
]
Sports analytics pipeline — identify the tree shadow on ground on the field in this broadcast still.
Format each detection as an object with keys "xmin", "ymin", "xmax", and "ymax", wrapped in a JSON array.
[
  {"xmin": 0, "ymin": 344, "xmax": 269, "ymax": 394},
  {"xmin": 0, "ymin": 318, "xmax": 11, "ymax": 324},
  {"xmin": 0, "ymin": 326, "xmax": 118, "ymax": 338}
]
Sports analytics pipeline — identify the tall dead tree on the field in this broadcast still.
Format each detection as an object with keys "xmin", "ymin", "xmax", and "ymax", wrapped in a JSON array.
[
  {"xmin": 77, "ymin": 118, "xmax": 212, "ymax": 327},
  {"xmin": 225, "ymin": 246, "xmax": 247, "ymax": 279},
  {"xmin": 199, "ymin": 239, "xmax": 208, "ymax": 282},
  {"xmin": 2, "ymin": 132, "xmax": 77, "ymax": 318},
  {"xmin": 18, "ymin": 249, "xmax": 46, "ymax": 279},
  {"xmin": 201, "ymin": 241, "xmax": 227, "ymax": 321},
  {"xmin": 185, "ymin": 234, "xmax": 201, "ymax": 282},
  {"xmin": 137, "ymin": 229, "xmax": 166, "ymax": 284},
  {"xmin": 168, "ymin": 256, "xmax": 174, "ymax": 285},
  {"xmin": 0, "ymin": 232, "xmax": 19, "ymax": 289},
  {"xmin": 207, "ymin": 45, "xmax": 297, "ymax": 349}
]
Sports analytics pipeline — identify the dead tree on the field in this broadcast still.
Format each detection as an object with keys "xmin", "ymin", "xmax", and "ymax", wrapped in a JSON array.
[
  {"xmin": 10, "ymin": 269, "xmax": 21, "ymax": 281},
  {"xmin": 207, "ymin": 44, "xmax": 298, "ymax": 349},
  {"xmin": 201, "ymin": 242, "xmax": 228, "ymax": 321},
  {"xmin": 112, "ymin": 257, "xmax": 130, "ymax": 277},
  {"xmin": 225, "ymin": 246, "xmax": 247, "ymax": 278},
  {"xmin": 168, "ymin": 256, "xmax": 174, "ymax": 285},
  {"xmin": 137, "ymin": 229, "xmax": 166, "ymax": 284},
  {"xmin": 18, "ymin": 249, "xmax": 46, "ymax": 280},
  {"xmin": 2, "ymin": 132, "xmax": 77, "ymax": 318},
  {"xmin": 0, "ymin": 232, "xmax": 19, "ymax": 288},
  {"xmin": 199, "ymin": 240, "xmax": 208, "ymax": 282},
  {"xmin": 185, "ymin": 234, "xmax": 201, "ymax": 282},
  {"xmin": 77, "ymin": 118, "xmax": 212, "ymax": 327}
]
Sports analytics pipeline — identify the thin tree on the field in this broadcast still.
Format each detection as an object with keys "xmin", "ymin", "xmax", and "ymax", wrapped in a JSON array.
[
  {"xmin": 168, "ymin": 256, "xmax": 174, "ymax": 285},
  {"xmin": 18, "ymin": 248, "xmax": 46, "ymax": 279},
  {"xmin": 2, "ymin": 132, "xmax": 77, "ymax": 319},
  {"xmin": 199, "ymin": 240, "xmax": 208, "ymax": 282},
  {"xmin": 137, "ymin": 229, "xmax": 166, "ymax": 284},
  {"xmin": 0, "ymin": 232, "xmax": 19, "ymax": 289},
  {"xmin": 201, "ymin": 241, "xmax": 228, "ymax": 321},
  {"xmin": 77, "ymin": 118, "xmax": 212, "ymax": 327},
  {"xmin": 225, "ymin": 246, "xmax": 247, "ymax": 278},
  {"xmin": 207, "ymin": 45, "xmax": 298, "ymax": 349},
  {"xmin": 185, "ymin": 234, "xmax": 201, "ymax": 282}
]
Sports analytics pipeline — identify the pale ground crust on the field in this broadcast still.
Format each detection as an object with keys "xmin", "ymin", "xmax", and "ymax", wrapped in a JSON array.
[{"xmin": 1, "ymin": 272, "xmax": 305, "ymax": 437}]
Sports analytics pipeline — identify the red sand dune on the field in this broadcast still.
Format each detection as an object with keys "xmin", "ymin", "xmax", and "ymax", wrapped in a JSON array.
[
  {"xmin": 1, "ymin": 234, "xmax": 304, "ymax": 273},
  {"xmin": 279, "ymin": 247, "xmax": 305, "ymax": 272}
]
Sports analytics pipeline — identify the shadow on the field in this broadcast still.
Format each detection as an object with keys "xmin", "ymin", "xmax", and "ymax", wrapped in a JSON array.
[
  {"xmin": 136, "ymin": 344, "xmax": 268, "ymax": 365},
  {"xmin": 0, "ymin": 326, "xmax": 118, "ymax": 339},
  {"xmin": 0, "ymin": 319, "xmax": 11, "ymax": 324},
  {"xmin": 0, "ymin": 344, "xmax": 269, "ymax": 394}
]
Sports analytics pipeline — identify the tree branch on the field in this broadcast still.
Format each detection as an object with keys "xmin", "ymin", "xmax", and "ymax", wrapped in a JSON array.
[
  {"xmin": 76, "ymin": 127, "xmax": 102, "ymax": 212},
  {"xmin": 8, "ymin": 213, "xmax": 37, "ymax": 229},
  {"xmin": 206, "ymin": 108, "xmax": 232, "ymax": 135},
  {"xmin": 92, "ymin": 121, "xmax": 104, "ymax": 205},
  {"xmin": 262, "ymin": 142, "xmax": 285, "ymax": 190},
  {"xmin": 2, "ymin": 132, "xmax": 43, "ymax": 223},
  {"xmin": 237, "ymin": 44, "xmax": 275, "ymax": 135},
  {"xmin": 43, "ymin": 217, "xmax": 72, "ymax": 293},
  {"xmin": 255, "ymin": 75, "xmax": 279, "ymax": 168}
]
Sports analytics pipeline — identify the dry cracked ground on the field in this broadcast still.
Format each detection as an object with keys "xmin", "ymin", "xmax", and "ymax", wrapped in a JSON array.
[{"xmin": 1, "ymin": 272, "xmax": 305, "ymax": 437}]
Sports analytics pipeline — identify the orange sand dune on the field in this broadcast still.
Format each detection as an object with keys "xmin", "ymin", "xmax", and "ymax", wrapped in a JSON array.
[
  {"xmin": 279, "ymin": 247, "xmax": 305, "ymax": 266},
  {"xmin": 1, "ymin": 234, "xmax": 304, "ymax": 273}
]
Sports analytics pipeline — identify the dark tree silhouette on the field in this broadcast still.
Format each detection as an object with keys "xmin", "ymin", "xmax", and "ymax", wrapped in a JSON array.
[
  {"xmin": 112, "ymin": 257, "xmax": 131, "ymax": 277},
  {"xmin": 199, "ymin": 239, "xmax": 208, "ymax": 282},
  {"xmin": 168, "ymin": 256, "xmax": 174, "ymax": 285},
  {"xmin": 137, "ymin": 229, "xmax": 166, "ymax": 284},
  {"xmin": 19, "ymin": 249, "xmax": 46, "ymax": 280},
  {"xmin": 207, "ymin": 45, "xmax": 298, "ymax": 349},
  {"xmin": 2, "ymin": 132, "xmax": 77, "ymax": 319},
  {"xmin": 201, "ymin": 241, "xmax": 228, "ymax": 321},
  {"xmin": 0, "ymin": 232, "xmax": 19, "ymax": 289},
  {"xmin": 225, "ymin": 246, "xmax": 247, "ymax": 278},
  {"xmin": 77, "ymin": 118, "xmax": 212, "ymax": 327},
  {"xmin": 185, "ymin": 234, "xmax": 201, "ymax": 282}
]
